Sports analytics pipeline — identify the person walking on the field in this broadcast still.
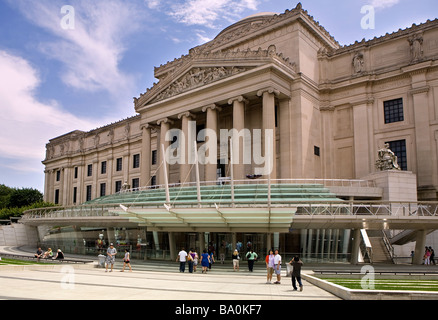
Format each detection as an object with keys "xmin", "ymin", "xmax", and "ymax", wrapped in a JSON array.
[
  {"xmin": 121, "ymin": 249, "xmax": 132, "ymax": 272},
  {"xmin": 429, "ymin": 246, "xmax": 435, "ymax": 265},
  {"xmin": 187, "ymin": 249, "xmax": 194, "ymax": 273},
  {"xmin": 246, "ymin": 249, "xmax": 258, "ymax": 272},
  {"xmin": 105, "ymin": 243, "xmax": 117, "ymax": 272},
  {"xmin": 265, "ymin": 250, "xmax": 275, "ymax": 283},
  {"xmin": 232, "ymin": 249, "xmax": 240, "ymax": 271},
  {"xmin": 191, "ymin": 249, "xmax": 199, "ymax": 272},
  {"xmin": 424, "ymin": 247, "xmax": 431, "ymax": 265},
  {"xmin": 289, "ymin": 256, "xmax": 304, "ymax": 291},
  {"xmin": 273, "ymin": 249, "xmax": 282, "ymax": 284},
  {"xmin": 176, "ymin": 247, "xmax": 188, "ymax": 272},
  {"xmin": 200, "ymin": 249, "xmax": 210, "ymax": 273},
  {"xmin": 208, "ymin": 250, "xmax": 215, "ymax": 271}
]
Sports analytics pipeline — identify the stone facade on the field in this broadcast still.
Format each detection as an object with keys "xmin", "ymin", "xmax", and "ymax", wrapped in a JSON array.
[{"xmin": 42, "ymin": 4, "xmax": 438, "ymax": 205}]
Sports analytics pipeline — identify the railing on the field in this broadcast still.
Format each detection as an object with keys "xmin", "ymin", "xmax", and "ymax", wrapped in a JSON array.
[
  {"xmin": 118, "ymin": 178, "xmax": 377, "ymax": 194},
  {"xmin": 382, "ymin": 230, "xmax": 395, "ymax": 263},
  {"xmin": 21, "ymin": 200, "xmax": 438, "ymax": 222}
]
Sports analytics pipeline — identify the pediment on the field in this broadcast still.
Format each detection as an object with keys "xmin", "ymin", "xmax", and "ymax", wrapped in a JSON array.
[{"xmin": 135, "ymin": 45, "xmax": 296, "ymax": 108}]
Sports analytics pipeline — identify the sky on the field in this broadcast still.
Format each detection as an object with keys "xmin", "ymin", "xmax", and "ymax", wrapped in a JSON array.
[{"xmin": 0, "ymin": 0, "xmax": 436, "ymax": 193}]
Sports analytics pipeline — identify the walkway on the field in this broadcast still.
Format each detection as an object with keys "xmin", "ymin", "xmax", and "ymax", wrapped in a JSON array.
[{"xmin": 0, "ymin": 246, "xmax": 337, "ymax": 300}]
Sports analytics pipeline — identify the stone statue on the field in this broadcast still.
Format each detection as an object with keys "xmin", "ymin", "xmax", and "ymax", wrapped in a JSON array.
[
  {"xmin": 352, "ymin": 52, "xmax": 364, "ymax": 74},
  {"xmin": 120, "ymin": 180, "xmax": 130, "ymax": 192},
  {"xmin": 408, "ymin": 34, "xmax": 423, "ymax": 63},
  {"xmin": 375, "ymin": 143, "xmax": 401, "ymax": 171}
]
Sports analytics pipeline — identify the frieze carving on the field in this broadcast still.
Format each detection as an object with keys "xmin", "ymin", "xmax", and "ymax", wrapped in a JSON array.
[
  {"xmin": 138, "ymin": 45, "xmax": 296, "ymax": 106},
  {"xmin": 152, "ymin": 66, "xmax": 248, "ymax": 103}
]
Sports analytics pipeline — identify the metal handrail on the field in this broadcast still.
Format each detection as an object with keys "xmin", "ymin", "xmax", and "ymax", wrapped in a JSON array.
[
  {"xmin": 21, "ymin": 200, "xmax": 438, "ymax": 221},
  {"xmin": 118, "ymin": 178, "xmax": 377, "ymax": 194}
]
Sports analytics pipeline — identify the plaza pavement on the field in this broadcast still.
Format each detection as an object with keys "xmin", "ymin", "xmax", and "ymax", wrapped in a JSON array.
[
  {"xmin": 0, "ymin": 246, "xmax": 339, "ymax": 301},
  {"xmin": 2, "ymin": 246, "xmax": 438, "ymax": 302},
  {"xmin": 0, "ymin": 259, "xmax": 337, "ymax": 301}
]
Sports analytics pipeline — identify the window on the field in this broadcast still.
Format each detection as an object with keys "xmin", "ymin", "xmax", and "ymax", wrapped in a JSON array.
[
  {"xmin": 197, "ymin": 124, "xmax": 206, "ymax": 142},
  {"xmin": 100, "ymin": 183, "xmax": 106, "ymax": 197},
  {"xmin": 132, "ymin": 178, "xmax": 140, "ymax": 190},
  {"xmin": 314, "ymin": 146, "xmax": 320, "ymax": 156},
  {"xmin": 73, "ymin": 187, "xmax": 77, "ymax": 204},
  {"xmin": 152, "ymin": 150, "xmax": 157, "ymax": 165},
  {"xmin": 151, "ymin": 176, "xmax": 157, "ymax": 186},
  {"xmin": 115, "ymin": 181, "xmax": 122, "ymax": 193},
  {"xmin": 101, "ymin": 161, "xmax": 107, "ymax": 174},
  {"xmin": 87, "ymin": 164, "xmax": 93, "ymax": 177},
  {"xmin": 384, "ymin": 98, "xmax": 404, "ymax": 124},
  {"xmin": 86, "ymin": 185, "xmax": 92, "ymax": 201},
  {"xmin": 74, "ymin": 167, "xmax": 78, "ymax": 179},
  {"xmin": 56, "ymin": 170, "xmax": 61, "ymax": 182},
  {"xmin": 54, "ymin": 189, "xmax": 59, "ymax": 205},
  {"xmin": 116, "ymin": 158, "xmax": 123, "ymax": 171},
  {"xmin": 386, "ymin": 139, "xmax": 407, "ymax": 171},
  {"xmin": 133, "ymin": 154, "xmax": 140, "ymax": 169}
]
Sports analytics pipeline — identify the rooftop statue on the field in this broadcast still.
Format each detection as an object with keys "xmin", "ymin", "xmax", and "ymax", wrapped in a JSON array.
[{"xmin": 375, "ymin": 143, "xmax": 401, "ymax": 171}]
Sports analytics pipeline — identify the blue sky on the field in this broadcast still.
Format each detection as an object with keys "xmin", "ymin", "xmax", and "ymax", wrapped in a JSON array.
[{"xmin": 0, "ymin": 0, "xmax": 436, "ymax": 193}]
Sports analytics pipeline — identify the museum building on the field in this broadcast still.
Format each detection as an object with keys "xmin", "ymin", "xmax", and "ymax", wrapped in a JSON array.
[{"xmin": 25, "ymin": 4, "xmax": 438, "ymax": 264}]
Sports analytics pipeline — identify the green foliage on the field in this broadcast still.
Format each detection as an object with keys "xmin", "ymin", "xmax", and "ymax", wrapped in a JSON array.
[
  {"xmin": 0, "ymin": 184, "xmax": 54, "ymax": 220},
  {"xmin": 0, "ymin": 184, "xmax": 13, "ymax": 209},
  {"xmin": 8, "ymin": 188, "xmax": 43, "ymax": 208}
]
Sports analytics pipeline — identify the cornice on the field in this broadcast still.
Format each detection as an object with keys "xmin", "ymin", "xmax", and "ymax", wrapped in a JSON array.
[
  {"xmin": 329, "ymin": 18, "xmax": 438, "ymax": 56},
  {"xmin": 135, "ymin": 45, "xmax": 296, "ymax": 109}
]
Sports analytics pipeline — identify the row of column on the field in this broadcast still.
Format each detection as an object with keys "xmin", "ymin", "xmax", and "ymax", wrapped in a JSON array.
[{"xmin": 140, "ymin": 88, "xmax": 279, "ymax": 187}]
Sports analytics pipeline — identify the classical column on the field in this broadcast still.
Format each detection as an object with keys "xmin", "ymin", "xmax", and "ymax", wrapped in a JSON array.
[
  {"xmin": 413, "ymin": 230, "xmax": 428, "ymax": 265},
  {"xmin": 202, "ymin": 104, "xmax": 222, "ymax": 184},
  {"xmin": 157, "ymin": 118, "xmax": 174, "ymax": 186},
  {"xmin": 140, "ymin": 123, "xmax": 152, "ymax": 187},
  {"xmin": 352, "ymin": 98, "xmax": 373, "ymax": 179},
  {"xmin": 411, "ymin": 86, "xmax": 433, "ymax": 193},
  {"xmin": 178, "ymin": 112, "xmax": 196, "ymax": 186},
  {"xmin": 228, "ymin": 96, "xmax": 248, "ymax": 181},
  {"xmin": 257, "ymin": 88, "xmax": 279, "ymax": 180}
]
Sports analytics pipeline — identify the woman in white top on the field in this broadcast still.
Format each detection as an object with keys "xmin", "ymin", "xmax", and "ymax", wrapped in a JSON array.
[{"xmin": 121, "ymin": 249, "xmax": 132, "ymax": 272}]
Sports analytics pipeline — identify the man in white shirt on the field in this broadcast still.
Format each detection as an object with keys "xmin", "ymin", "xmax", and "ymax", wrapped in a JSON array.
[
  {"xmin": 274, "ymin": 249, "xmax": 282, "ymax": 284},
  {"xmin": 176, "ymin": 247, "xmax": 188, "ymax": 272}
]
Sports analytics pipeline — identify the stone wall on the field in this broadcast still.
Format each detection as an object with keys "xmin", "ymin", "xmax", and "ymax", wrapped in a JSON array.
[{"xmin": 0, "ymin": 223, "xmax": 38, "ymax": 247}]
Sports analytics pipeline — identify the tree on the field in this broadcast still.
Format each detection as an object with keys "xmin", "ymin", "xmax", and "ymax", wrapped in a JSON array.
[
  {"xmin": 7, "ymin": 188, "xmax": 43, "ymax": 208},
  {"xmin": 0, "ymin": 184, "xmax": 13, "ymax": 209}
]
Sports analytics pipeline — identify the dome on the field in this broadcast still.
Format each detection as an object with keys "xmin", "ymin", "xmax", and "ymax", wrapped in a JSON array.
[
  {"xmin": 215, "ymin": 12, "xmax": 278, "ymax": 39},
  {"xmin": 239, "ymin": 12, "xmax": 278, "ymax": 22}
]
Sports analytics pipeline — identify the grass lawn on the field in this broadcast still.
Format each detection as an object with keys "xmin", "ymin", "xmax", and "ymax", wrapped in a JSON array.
[
  {"xmin": 0, "ymin": 258, "xmax": 53, "ymax": 265},
  {"xmin": 321, "ymin": 278, "xmax": 438, "ymax": 292}
]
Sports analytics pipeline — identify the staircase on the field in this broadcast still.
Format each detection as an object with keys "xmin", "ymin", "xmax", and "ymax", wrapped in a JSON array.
[{"xmin": 369, "ymin": 236, "xmax": 393, "ymax": 264}]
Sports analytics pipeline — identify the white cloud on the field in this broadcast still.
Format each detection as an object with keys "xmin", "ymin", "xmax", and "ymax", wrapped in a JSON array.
[
  {"xmin": 0, "ymin": 50, "xmax": 100, "ymax": 172},
  {"xmin": 10, "ymin": 0, "xmax": 142, "ymax": 97},
  {"xmin": 145, "ymin": 0, "xmax": 162, "ymax": 9},
  {"xmin": 369, "ymin": 0, "xmax": 400, "ymax": 9},
  {"xmin": 166, "ymin": 0, "xmax": 260, "ymax": 27}
]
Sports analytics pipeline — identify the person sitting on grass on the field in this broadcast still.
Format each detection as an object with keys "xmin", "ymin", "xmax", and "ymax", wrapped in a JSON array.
[
  {"xmin": 34, "ymin": 247, "xmax": 43, "ymax": 262},
  {"xmin": 53, "ymin": 249, "xmax": 64, "ymax": 260},
  {"xmin": 42, "ymin": 248, "xmax": 53, "ymax": 259}
]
